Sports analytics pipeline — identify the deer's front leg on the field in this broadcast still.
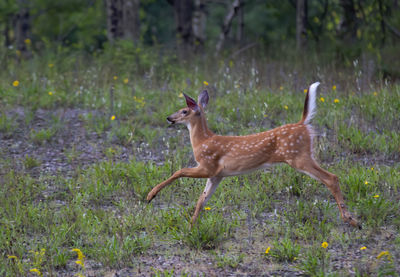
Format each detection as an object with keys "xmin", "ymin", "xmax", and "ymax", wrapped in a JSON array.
[{"xmin": 146, "ymin": 166, "xmax": 212, "ymax": 202}]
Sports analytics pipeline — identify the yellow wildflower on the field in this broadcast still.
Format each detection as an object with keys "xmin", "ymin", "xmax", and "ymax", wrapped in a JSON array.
[
  {"xmin": 24, "ymin": 38, "xmax": 31, "ymax": 45},
  {"xmin": 113, "ymin": 76, "xmax": 118, "ymax": 80},
  {"xmin": 371, "ymin": 167, "xmax": 374, "ymax": 171},
  {"xmin": 110, "ymin": 115, "xmax": 116, "ymax": 121},
  {"xmin": 204, "ymin": 207, "xmax": 211, "ymax": 210},
  {"xmin": 265, "ymin": 247, "xmax": 270, "ymax": 254},
  {"xmin": 123, "ymin": 78, "xmax": 129, "ymax": 84},
  {"xmin": 16, "ymin": 50, "xmax": 21, "ymax": 57},
  {"xmin": 303, "ymin": 89, "xmax": 308, "ymax": 93},
  {"xmin": 133, "ymin": 96, "xmax": 145, "ymax": 107},
  {"xmin": 7, "ymin": 255, "xmax": 18, "ymax": 259},
  {"xmin": 279, "ymin": 86, "xmax": 284, "ymax": 91},
  {"xmin": 377, "ymin": 251, "xmax": 390, "ymax": 259},
  {"xmin": 71, "ymin": 248, "xmax": 85, "ymax": 260},
  {"xmin": 75, "ymin": 260, "xmax": 84, "ymax": 266},
  {"xmin": 373, "ymin": 194, "xmax": 379, "ymax": 198},
  {"xmin": 334, "ymin": 99, "xmax": 339, "ymax": 103},
  {"xmin": 30, "ymin": 268, "xmax": 41, "ymax": 276},
  {"xmin": 179, "ymin": 93, "xmax": 184, "ymax": 98},
  {"xmin": 48, "ymin": 63, "xmax": 54, "ymax": 68},
  {"xmin": 284, "ymin": 105, "xmax": 288, "ymax": 110},
  {"xmin": 332, "ymin": 85, "xmax": 337, "ymax": 91},
  {"xmin": 373, "ymin": 91, "xmax": 378, "ymax": 96},
  {"xmin": 320, "ymin": 97, "xmax": 325, "ymax": 102},
  {"xmin": 321, "ymin": 241, "xmax": 328, "ymax": 248},
  {"xmin": 360, "ymin": 246, "xmax": 367, "ymax": 250},
  {"xmin": 48, "ymin": 91, "xmax": 53, "ymax": 96},
  {"xmin": 13, "ymin": 80, "xmax": 19, "ymax": 87},
  {"xmin": 203, "ymin": 81, "xmax": 209, "ymax": 86},
  {"xmin": 364, "ymin": 181, "xmax": 368, "ymax": 185}
]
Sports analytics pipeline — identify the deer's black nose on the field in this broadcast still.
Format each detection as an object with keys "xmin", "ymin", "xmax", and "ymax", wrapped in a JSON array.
[{"xmin": 167, "ymin": 117, "xmax": 175, "ymax": 124}]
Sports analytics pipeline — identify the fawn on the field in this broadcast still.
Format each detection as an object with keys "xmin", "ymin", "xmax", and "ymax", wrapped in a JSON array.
[{"xmin": 147, "ymin": 82, "xmax": 359, "ymax": 228}]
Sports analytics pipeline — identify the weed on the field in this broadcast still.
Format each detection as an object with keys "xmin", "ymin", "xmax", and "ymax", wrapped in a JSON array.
[
  {"xmin": 356, "ymin": 196, "xmax": 398, "ymax": 228},
  {"xmin": 297, "ymin": 243, "xmax": 331, "ymax": 276},
  {"xmin": 109, "ymin": 122, "xmax": 135, "ymax": 145},
  {"xmin": 64, "ymin": 145, "xmax": 81, "ymax": 163},
  {"xmin": 269, "ymin": 237, "xmax": 301, "ymax": 262},
  {"xmin": 152, "ymin": 268, "xmax": 189, "ymax": 277},
  {"xmin": 94, "ymin": 233, "xmax": 150, "ymax": 267},
  {"xmin": 23, "ymin": 155, "xmax": 41, "ymax": 169},
  {"xmin": 30, "ymin": 128, "xmax": 56, "ymax": 145},
  {"xmin": 168, "ymin": 209, "xmax": 237, "ymax": 250},
  {"xmin": 0, "ymin": 113, "xmax": 17, "ymax": 138},
  {"xmin": 213, "ymin": 251, "xmax": 244, "ymax": 269}
]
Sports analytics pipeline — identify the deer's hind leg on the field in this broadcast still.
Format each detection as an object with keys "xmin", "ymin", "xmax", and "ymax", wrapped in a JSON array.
[{"xmin": 287, "ymin": 158, "xmax": 360, "ymax": 228}]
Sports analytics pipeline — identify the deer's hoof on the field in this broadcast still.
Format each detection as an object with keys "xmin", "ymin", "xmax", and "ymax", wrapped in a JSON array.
[
  {"xmin": 344, "ymin": 215, "xmax": 361, "ymax": 229},
  {"xmin": 146, "ymin": 192, "xmax": 155, "ymax": 203}
]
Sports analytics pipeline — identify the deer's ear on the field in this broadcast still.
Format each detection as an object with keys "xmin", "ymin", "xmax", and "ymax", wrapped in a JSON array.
[
  {"xmin": 184, "ymin": 93, "xmax": 199, "ymax": 111},
  {"xmin": 198, "ymin": 90, "xmax": 209, "ymax": 109}
]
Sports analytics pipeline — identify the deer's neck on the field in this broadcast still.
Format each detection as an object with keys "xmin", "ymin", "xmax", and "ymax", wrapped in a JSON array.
[{"xmin": 187, "ymin": 116, "xmax": 214, "ymax": 147}]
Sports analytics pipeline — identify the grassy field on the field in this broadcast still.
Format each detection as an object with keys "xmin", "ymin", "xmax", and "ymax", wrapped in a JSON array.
[{"xmin": 0, "ymin": 50, "xmax": 399, "ymax": 276}]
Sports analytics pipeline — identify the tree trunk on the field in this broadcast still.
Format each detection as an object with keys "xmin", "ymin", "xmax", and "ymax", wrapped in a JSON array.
[
  {"xmin": 377, "ymin": 0, "xmax": 386, "ymax": 46},
  {"xmin": 106, "ymin": 0, "xmax": 140, "ymax": 43},
  {"xmin": 123, "ymin": 0, "xmax": 140, "ymax": 41},
  {"xmin": 339, "ymin": 0, "xmax": 357, "ymax": 43},
  {"xmin": 215, "ymin": 0, "xmax": 241, "ymax": 54},
  {"xmin": 4, "ymin": 18, "xmax": 11, "ymax": 47},
  {"xmin": 192, "ymin": 0, "xmax": 206, "ymax": 52},
  {"xmin": 236, "ymin": 0, "xmax": 244, "ymax": 43},
  {"xmin": 106, "ymin": 0, "xmax": 123, "ymax": 42},
  {"xmin": 172, "ymin": 0, "xmax": 194, "ymax": 56},
  {"xmin": 296, "ymin": 0, "xmax": 307, "ymax": 52},
  {"xmin": 15, "ymin": 0, "xmax": 31, "ymax": 58}
]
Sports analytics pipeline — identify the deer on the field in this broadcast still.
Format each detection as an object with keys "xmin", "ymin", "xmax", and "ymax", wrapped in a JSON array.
[{"xmin": 147, "ymin": 82, "xmax": 360, "ymax": 228}]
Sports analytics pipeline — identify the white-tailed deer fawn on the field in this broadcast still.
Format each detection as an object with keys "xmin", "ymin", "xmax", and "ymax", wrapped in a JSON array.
[{"xmin": 147, "ymin": 82, "xmax": 359, "ymax": 228}]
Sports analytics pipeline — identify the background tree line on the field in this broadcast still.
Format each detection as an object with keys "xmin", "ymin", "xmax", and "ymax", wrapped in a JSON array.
[{"xmin": 0, "ymin": 0, "xmax": 399, "ymax": 77}]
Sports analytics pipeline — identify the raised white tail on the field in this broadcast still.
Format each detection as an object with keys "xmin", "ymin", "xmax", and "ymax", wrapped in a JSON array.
[
  {"xmin": 301, "ymin": 81, "xmax": 320, "ymax": 124},
  {"xmin": 147, "ymin": 83, "xmax": 359, "ymax": 228}
]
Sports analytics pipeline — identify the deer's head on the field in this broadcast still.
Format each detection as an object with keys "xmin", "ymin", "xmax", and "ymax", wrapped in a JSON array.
[{"xmin": 167, "ymin": 90, "xmax": 209, "ymax": 127}]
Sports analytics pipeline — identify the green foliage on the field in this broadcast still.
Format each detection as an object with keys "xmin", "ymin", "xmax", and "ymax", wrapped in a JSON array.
[
  {"xmin": 269, "ymin": 237, "xmax": 301, "ymax": 262},
  {"xmin": 297, "ymin": 244, "xmax": 331, "ymax": 277},
  {"xmin": 30, "ymin": 127, "xmax": 56, "ymax": 145},
  {"xmin": 93, "ymin": 233, "xmax": 151, "ymax": 267},
  {"xmin": 213, "ymin": 251, "xmax": 244, "ymax": 269},
  {"xmin": 356, "ymin": 196, "xmax": 398, "ymax": 228},
  {"xmin": 156, "ymin": 207, "xmax": 237, "ymax": 250},
  {"xmin": 0, "ymin": 112, "xmax": 17, "ymax": 137},
  {"xmin": 181, "ymin": 212, "xmax": 235, "ymax": 250},
  {"xmin": 23, "ymin": 155, "xmax": 41, "ymax": 169}
]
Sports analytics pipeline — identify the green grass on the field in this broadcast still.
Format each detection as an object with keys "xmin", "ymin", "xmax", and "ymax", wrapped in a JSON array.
[{"xmin": 0, "ymin": 50, "xmax": 399, "ymax": 275}]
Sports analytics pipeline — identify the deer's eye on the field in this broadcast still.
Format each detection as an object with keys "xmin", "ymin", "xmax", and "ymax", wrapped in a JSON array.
[{"xmin": 182, "ymin": 110, "xmax": 188, "ymax": 115}]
